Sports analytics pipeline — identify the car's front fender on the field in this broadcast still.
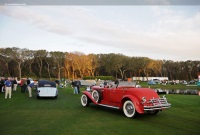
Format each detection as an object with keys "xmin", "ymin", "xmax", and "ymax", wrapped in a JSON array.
[
  {"xmin": 121, "ymin": 95, "xmax": 144, "ymax": 114},
  {"xmin": 82, "ymin": 91, "xmax": 98, "ymax": 105}
]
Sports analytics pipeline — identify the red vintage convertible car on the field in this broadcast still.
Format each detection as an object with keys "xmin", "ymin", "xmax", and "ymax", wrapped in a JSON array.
[{"xmin": 81, "ymin": 81, "xmax": 171, "ymax": 118}]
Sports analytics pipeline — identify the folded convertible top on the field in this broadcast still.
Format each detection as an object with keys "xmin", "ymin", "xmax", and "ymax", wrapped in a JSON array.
[{"xmin": 38, "ymin": 80, "xmax": 56, "ymax": 88}]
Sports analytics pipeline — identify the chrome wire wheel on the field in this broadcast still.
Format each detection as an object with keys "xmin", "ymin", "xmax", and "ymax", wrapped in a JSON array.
[
  {"xmin": 92, "ymin": 90, "xmax": 100, "ymax": 102},
  {"xmin": 123, "ymin": 100, "xmax": 136, "ymax": 118},
  {"xmin": 81, "ymin": 94, "xmax": 89, "ymax": 107}
]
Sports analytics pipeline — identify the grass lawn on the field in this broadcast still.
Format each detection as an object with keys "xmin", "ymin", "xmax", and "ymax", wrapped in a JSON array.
[{"xmin": 0, "ymin": 86, "xmax": 200, "ymax": 135}]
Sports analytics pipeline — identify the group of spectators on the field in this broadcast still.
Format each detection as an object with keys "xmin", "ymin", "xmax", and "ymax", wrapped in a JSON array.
[
  {"xmin": 20, "ymin": 78, "xmax": 34, "ymax": 97},
  {"xmin": 54, "ymin": 79, "xmax": 81, "ymax": 94},
  {"xmin": 71, "ymin": 80, "xmax": 81, "ymax": 94},
  {"xmin": 0, "ymin": 77, "xmax": 34, "ymax": 99},
  {"xmin": 1, "ymin": 77, "xmax": 82, "ymax": 99}
]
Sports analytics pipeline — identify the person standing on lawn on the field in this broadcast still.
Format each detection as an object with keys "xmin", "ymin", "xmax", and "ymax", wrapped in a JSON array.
[
  {"xmin": 71, "ymin": 81, "xmax": 78, "ymax": 94},
  {"xmin": 5, "ymin": 77, "xmax": 12, "ymax": 99},
  {"xmin": 27, "ymin": 82, "xmax": 34, "ymax": 97},
  {"xmin": 76, "ymin": 80, "xmax": 81, "ymax": 94},
  {"xmin": 21, "ymin": 78, "xmax": 27, "ymax": 93},
  {"xmin": 0, "ymin": 77, "xmax": 5, "ymax": 93},
  {"xmin": 13, "ymin": 77, "xmax": 18, "ymax": 91}
]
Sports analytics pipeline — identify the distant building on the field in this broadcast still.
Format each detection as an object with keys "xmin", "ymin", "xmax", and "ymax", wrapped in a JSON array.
[{"xmin": 132, "ymin": 77, "xmax": 168, "ymax": 81}]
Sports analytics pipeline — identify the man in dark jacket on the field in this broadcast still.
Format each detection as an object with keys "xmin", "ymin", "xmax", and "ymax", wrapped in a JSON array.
[
  {"xmin": 71, "ymin": 81, "xmax": 78, "ymax": 94},
  {"xmin": 75, "ymin": 80, "xmax": 81, "ymax": 94},
  {"xmin": 0, "ymin": 77, "xmax": 5, "ymax": 92},
  {"xmin": 13, "ymin": 77, "xmax": 18, "ymax": 91},
  {"xmin": 27, "ymin": 78, "xmax": 30, "ymax": 85}
]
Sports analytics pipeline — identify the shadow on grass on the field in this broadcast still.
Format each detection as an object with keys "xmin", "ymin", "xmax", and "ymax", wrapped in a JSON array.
[
  {"xmin": 36, "ymin": 97, "xmax": 58, "ymax": 100},
  {"xmin": 87, "ymin": 104, "xmax": 163, "ymax": 119},
  {"xmin": 89, "ymin": 104, "xmax": 123, "ymax": 116}
]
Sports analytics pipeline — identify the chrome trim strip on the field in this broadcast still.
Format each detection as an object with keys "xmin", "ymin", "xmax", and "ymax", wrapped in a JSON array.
[{"xmin": 99, "ymin": 104, "xmax": 119, "ymax": 109}]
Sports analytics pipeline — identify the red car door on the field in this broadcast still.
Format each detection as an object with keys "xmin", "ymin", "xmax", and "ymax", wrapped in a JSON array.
[
  {"xmin": 109, "ymin": 87, "xmax": 124, "ymax": 106},
  {"xmin": 102, "ymin": 88, "xmax": 111, "ymax": 102}
]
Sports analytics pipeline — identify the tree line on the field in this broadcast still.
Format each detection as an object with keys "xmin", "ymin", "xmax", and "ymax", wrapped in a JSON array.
[{"xmin": 0, "ymin": 47, "xmax": 200, "ymax": 81}]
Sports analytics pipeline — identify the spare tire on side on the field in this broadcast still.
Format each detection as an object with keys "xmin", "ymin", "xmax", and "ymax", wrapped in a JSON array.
[{"xmin": 92, "ymin": 90, "xmax": 102, "ymax": 103}]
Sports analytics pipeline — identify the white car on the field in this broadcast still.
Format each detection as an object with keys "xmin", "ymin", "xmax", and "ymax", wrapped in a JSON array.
[{"xmin": 37, "ymin": 80, "xmax": 58, "ymax": 99}]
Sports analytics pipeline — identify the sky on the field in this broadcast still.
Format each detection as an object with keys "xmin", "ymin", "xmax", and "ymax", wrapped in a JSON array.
[{"xmin": 0, "ymin": 4, "xmax": 200, "ymax": 61}]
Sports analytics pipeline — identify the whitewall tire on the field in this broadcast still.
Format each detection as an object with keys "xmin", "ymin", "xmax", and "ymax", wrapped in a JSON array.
[
  {"xmin": 123, "ymin": 100, "xmax": 137, "ymax": 118},
  {"xmin": 81, "ymin": 94, "xmax": 89, "ymax": 107},
  {"xmin": 92, "ymin": 90, "xmax": 102, "ymax": 102}
]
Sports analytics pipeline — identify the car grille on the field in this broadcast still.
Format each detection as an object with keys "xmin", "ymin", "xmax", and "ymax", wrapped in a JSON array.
[{"xmin": 143, "ymin": 98, "xmax": 171, "ymax": 111}]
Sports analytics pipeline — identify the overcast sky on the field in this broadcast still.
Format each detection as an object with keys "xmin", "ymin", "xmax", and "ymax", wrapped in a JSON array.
[{"xmin": 0, "ymin": 5, "xmax": 200, "ymax": 61}]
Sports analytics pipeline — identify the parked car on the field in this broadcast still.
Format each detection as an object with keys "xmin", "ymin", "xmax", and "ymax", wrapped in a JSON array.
[
  {"xmin": 169, "ymin": 81, "xmax": 177, "ymax": 85},
  {"xmin": 81, "ymin": 82, "xmax": 171, "ymax": 118},
  {"xmin": 154, "ymin": 89, "xmax": 166, "ymax": 94},
  {"xmin": 188, "ymin": 80, "xmax": 196, "ymax": 84},
  {"xmin": 37, "ymin": 80, "xmax": 58, "ymax": 99},
  {"xmin": 182, "ymin": 80, "xmax": 188, "ymax": 85},
  {"xmin": 153, "ymin": 79, "xmax": 161, "ymax": 84},
  {"xmin": 147, "ymin": 80, "xmax": 156, "ymax": 85}
]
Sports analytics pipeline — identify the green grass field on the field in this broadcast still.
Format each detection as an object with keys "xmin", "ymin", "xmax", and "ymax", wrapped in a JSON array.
[{"xmin": 0, "ymin": 86, "xmax": 200, "ymax": 135}]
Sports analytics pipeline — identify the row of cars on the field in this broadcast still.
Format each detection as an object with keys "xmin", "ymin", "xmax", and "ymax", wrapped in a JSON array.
[
  {"xmin": 18, "ymin": 78, "xmax": 171, "ymax": 118},
  {"xmin": 147, "ymin": 79, "xmax": 198, "ymax": 85}
]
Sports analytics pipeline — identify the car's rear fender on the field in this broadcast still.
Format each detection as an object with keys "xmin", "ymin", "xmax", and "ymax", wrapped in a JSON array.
[
  {"xmin": 82, "ymin": 91, "xmax": 98, "ymax": 105},
  {"xmin": 121, "ymin": 95, "xmax": 144, "ymax": 114}
]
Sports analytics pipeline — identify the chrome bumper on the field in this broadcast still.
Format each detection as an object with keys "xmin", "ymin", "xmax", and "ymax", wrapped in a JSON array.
[{"xmin": 143, "ymin": 97, "xmax": 171, "ymax": 111}]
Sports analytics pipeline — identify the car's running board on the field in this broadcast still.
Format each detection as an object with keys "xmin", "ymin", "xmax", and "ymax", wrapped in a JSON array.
[{"xmin": 99, "ymin": 104, "xmax": 119, "ymax": 109}]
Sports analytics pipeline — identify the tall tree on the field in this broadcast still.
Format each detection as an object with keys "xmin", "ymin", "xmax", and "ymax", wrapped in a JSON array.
[
  {"xmin": 10, "ymin": 47, "xmax": 32, "ymax": 79},
  {"xmin": 50, "ymin": 51, "xmax": 65, "ymax": 80},
  {"xmin": 64, "ymin": 52, "xmax": 71, "ymax": 79},
  {"xmin": 137, "ymin": 57, "xmax": 151, "ymax": 80},
  {"xmin": 164, "ymin": 60, "xmax": 174, "ymax": 80},
  {"xmin": 0, "ymin": 48, "xmax": 13, "ymax": 77},
  {"xmin": 34, "ymin": 50, "xmax": 48, "ymax": 78},
  {"xmin": 87, "ymin": 54, "xmax": 98, "ymax": 77},
  {"xmin": 185, "ymin": 60, "xmax": 195, "ymax": 80},
  {"xmin": 65, "ymin": 53, "xmax": 76, "ymax": 80},
  {"xmin": 45, "ymin": 57, "xmax": 54, "ymax": 80},
  {"xmin": 25, "ymin": 50, "xmax": 35, "ymax": 76}
]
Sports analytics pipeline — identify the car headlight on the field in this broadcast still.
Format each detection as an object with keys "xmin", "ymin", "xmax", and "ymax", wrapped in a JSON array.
[{"xmin": 142, "ymin": 97, "xmax": 146, "ymax": 103}]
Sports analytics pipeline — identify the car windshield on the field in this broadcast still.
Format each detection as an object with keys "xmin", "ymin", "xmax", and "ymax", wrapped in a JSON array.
[
  {"xmin": 118, "ymin": 81, "xmax": 137, "ymax": 87},
  {"xmin": 106, "ymin": 81, "xmax": 137, "ymax": 87}
]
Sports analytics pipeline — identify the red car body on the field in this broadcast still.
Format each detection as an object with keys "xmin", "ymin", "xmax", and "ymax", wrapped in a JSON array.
[{"xmin": 81, "ymin": 83, "xmax": 171, "ymax": 118}]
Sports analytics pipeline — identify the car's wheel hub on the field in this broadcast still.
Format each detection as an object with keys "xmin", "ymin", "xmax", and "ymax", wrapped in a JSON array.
[
  {"xmin": 82, "ymin": 96, "xmax": 87, "ymax": 104},
  {"xmin": 126, "ymin": 103, "xmax": 134, "ymax": 114},
  {"xmin": 93, "ymin": 93, "xmax": 99, "ymax": 101}
]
